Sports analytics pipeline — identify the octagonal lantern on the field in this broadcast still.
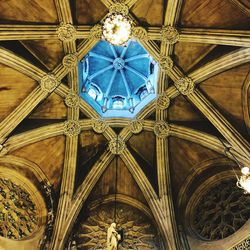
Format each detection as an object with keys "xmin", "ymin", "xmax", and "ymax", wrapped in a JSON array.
[{"xmin": 79, "ymin": 40, "xmax": 159, "ymax": 118}]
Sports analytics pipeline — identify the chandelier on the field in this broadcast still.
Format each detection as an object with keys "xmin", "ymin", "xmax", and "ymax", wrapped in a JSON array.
[
  {"xmin": 237, "ymin": 166, "xmax": 250, "ymax": 194},
  {"xmin": 102, "ymin": 13, "xmax": 132, "ymax": 46}
]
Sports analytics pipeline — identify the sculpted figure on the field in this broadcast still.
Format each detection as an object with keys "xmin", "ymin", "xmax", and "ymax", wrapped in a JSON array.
[{"xmin": 107, "ymin": 223, "xmax": 121, "ymax": 250}]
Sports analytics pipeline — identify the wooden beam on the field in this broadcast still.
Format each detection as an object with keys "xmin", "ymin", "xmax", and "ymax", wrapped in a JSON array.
[
  {"xmin": 190, "ymin": 48, "xmax": 250, "ymax": 83},
  {"xmin": 0, "ymin": 25, "xmax": 58, "ymax": 40},
  {"xmin": 54, "ymin": 0, "xmax": 73, "ymax": 24},
  {"xmin": 99, "ymin": 0, "xmax": 114, "ymax": 8},
  {"xmin": 180, "ymin": 28, "xmax": 250, "ymax": 47},
  {"xmin": 188, "ymin": 89, "xmax": 250, "ymax": 159},
  {"xmin": 163, "ymin": 0, "xmax": 183, "ymax": 26},
  {"xmin": 125, "ymin": 0, "xmax": 140, "ymax": 8}
]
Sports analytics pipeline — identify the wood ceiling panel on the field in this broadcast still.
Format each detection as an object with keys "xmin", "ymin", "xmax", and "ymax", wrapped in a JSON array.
[
  {"xmin": 200, "ymin": 63, "xmax": 250, "ymax": 138},
  {"xmin": 21, "ymin": 40, "xmax": 64, "ymax": 71},
  {"xmin": 168, "ymin": 94, "xmax": 204, "ymax": 122},
  {"xmin": 131, "ymin": 0, "xmax": 164, "ymax": 26},
  {"xmin": 0, "ymin": 63, "xmax": 37, "ymax": 120},
  {"xmin": 181, "ymin": 0, "xmax": 250, "ymax": 29},
  {"xmin": 90, "ymin": 157, "xmax": 147, "ymax": 204},
  {"xmin": 0, "ymin": 0, "xmax": 58, "ymax": 23},
  {"xmin": 29, "ymin": 92, "xmax": 67, "ymax": 119},
  {"xmin": 76, "ymin": 0, "xmax": 108, "ymax": 24},
  {"xmin": 174, "ymin": 42, "xmax": 215, "ymax": 73},
  {"xmin": 169, "ymin": 136, "xmax": 221, "ymax": 198},
  {"xmin": 12, "ymin": 136, "xmax": 65, "ymax": 190}
]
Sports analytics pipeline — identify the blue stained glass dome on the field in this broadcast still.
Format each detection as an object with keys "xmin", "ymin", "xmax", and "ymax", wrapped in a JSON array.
[{"xmin": 79, "ymin": 40, "xmax": 159, "ymax": 118}]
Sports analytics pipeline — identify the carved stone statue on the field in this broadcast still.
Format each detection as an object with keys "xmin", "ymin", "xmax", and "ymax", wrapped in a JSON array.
[{"xmin": 107, "ymin": 223, "xmax": 121, "ymax": 250}]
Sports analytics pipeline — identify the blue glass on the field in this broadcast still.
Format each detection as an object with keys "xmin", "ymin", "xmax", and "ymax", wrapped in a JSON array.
[{"xmin": 79, "ymin": 39, "xmax": 159, "ymax": 118}]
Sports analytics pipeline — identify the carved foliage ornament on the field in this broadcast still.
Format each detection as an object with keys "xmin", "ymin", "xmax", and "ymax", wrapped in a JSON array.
[
  {"xmin": 109, "ymin": 137, "xmax": 126, "ymax": 154},
  {"xmin": 132, "ymin": 27, "xmax": 148, "ymax": 40},
  {"xmin": 65, "ymin": 92, "xmax": 79, "ymax": 108},
  {"xmin": 129, "ymin": 120, "xmax": 143, "ymax": 134},
  {"xmin": 63, "ymin": 53, "xmax": 78, "ymax": 68},
  {"xmin": 64, "ymin": 120, "xmax": 81, "ymax": 136},
  {"xmin": 157, "ymin": 93, "xmax": 170, "ymax": 110},
  {"xmin": 161, "ymin": 26, "xmax": 179, "ymax": 44},
  {"xmin": 90, "ymin": 24, "xmax": 103, "ymax": 40},
  {"xmin": 154, "ymin": 121, "xmax": 170, "ymax": 138},
  {"xmin": 40, "ymin": 74, "xmax": 59, "ymax": 93},
  {"xmin": 109, "ymin": 2, "xmax": 129, "ymax": 15},
  {"xmin": 159, "ymin": 55, "xmax": 173, "ymax": 72},
  {"xmin": 0, "ymin": 178, "xmax": 38, "ymax": 239},
  {"xmin": 174, "ymin": 77, "xmax": 195, "ymax": 95},
  {"xmin": 57, "ymin": 23, "xmax": 76, "ymax": 42},
  {"xmin": 92, "ymin": 119, "xmax": 108, "ymax": 134}
]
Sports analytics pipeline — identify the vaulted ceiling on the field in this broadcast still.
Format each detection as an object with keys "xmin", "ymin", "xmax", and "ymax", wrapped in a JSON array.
[{"xmin": 0, "ymin": 0, "xmax": 249, "ymax": 249}]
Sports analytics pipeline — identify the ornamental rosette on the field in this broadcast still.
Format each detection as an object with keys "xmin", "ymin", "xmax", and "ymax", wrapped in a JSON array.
[
  {"xmin": 161, "ymin": 26, "xmax": 179, "ymax": 44},
  {"xmin": 129, "ymin": 120, "xmax": 143, "ymax": 134},
  {"xmin": 57, "ymin": 23, "xmax": 76, "ymax": 42},
  {"xmin": 64, "ymin": 120, "xmax": 81, "ymax": 136},
  {"xmin": 132, "ymin": 27, "xmax": 148, "ymax": 40},
  {"xmin": 40, "ymin": 74, "xmax": 59, "ymax": 93},
  {"xmin": 92, "ymin": 119, "xmax": 108, "ymax": 134},
  {"xmin": 65, "ymin": 92, "xmax": 79, "ymax": 108},
  {"xmin": 154, "ymin": 121, "xmax": 170, "ymax": 138},
  {"xmin": 63, "ymin": 53, "xmax": 78, "ymax": 68},
  {"xmin": 159, "ymin": 55, "xmax": 173, "ymax": 72},
  {"xmin": 90, "ymin": 24, "xmax": 103, "ymax": 40},
  {"xmin": 109, "ymin": 2, "xmax": 129, "ymax": 15},
  {"xmin": 109, "ymin": 137, "xmax": 126, "ymax": 154},
  {"xmin": 174, "ymin": 77, "xmax": 195, "ymax": 95},
  {"xmin": 156, "ymin": 93, "xmax": 170, "ymax": 110}
]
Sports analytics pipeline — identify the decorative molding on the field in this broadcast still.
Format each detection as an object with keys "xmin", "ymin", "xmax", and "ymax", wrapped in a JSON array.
[
  {"xmin": 65, "ymin": 92, "xmax": 79, "ymax": 108},
  {"xmin": 159, "ymin": 55, "xmax": 173, "ymax": 72},
  {"xmin": 63, "ymin": 120, "xmax": 81, "ymax": 136},
  {"xmin": 161, "ymin": 26, "xmax": 179, "ymax": 44},
  {"xmin": 132, "ymin": 27, "xmax": 148, "ymax": 40},
  {"xmin": 231, "ymin": 236, "xmax": 250, "ymax": 250},
  {"xmin": 62, "ymin": 53, "xmax": 77, "ymax": 68},
  {"xmin": 109, "ymin": 137, "xmax": 126, "ymax": 154},
  {"xmin": 109, "ymin": 2, "xmax": 129, "ymax": 15},
  {"xmin": 154, "ymin": 121, "xmax": 170, "ymax": 138},
  {"xmin": 57, "ymin": 23, "xmax": 76, "ymax": 42},
  {"xmin": 90, "ymin": 24, "xmax": 103, "ymax": 40},
  {"xmin": 92, "ymin": 119, "xmax": 108, "ymax": 134},
  {"xmin": 174, "ymin": 77, "xmax": 195, "ymax": 95},
  {"xmin": 129, "ymin": 120, "xmax": 143, "ymax": 134},
  {"xmin": 40, "ymin": 74, "xmax": 59, "ymax": 93},
  {"xmin": 156, "ymin": 93, "xmax": 171, "ymax": 110}
]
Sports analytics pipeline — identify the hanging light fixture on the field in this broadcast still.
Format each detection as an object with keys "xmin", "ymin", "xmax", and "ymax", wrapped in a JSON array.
[
  {"xmin": 102, "ymin": 12, "xmax": 132, "ymax": 46},
  {"xmin": 222, "ymin": 141, "xmax": 250, "ymax": 194}
]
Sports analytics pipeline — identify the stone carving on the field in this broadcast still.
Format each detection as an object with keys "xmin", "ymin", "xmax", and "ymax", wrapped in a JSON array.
[
  {"xmin": 174, "ymin": 77, "xmax": 195, "ymax": 95},
  {"xmin": 63, "ymin": 53, "xmax": 78, "ymax": 68},
  {"xmin": 65, "ymin": 92, "xmax": 80, "ymax": 108},
  {"xmin": 132, "ymin": 27, "xmax": 148, "ymax": 40},
  {"xmin": 161, "ymin": 26, "xmax": 179, "ymax": 44},
  {"xmin": 109, "ymin": 2, "xmax": 129, "ymax": 15},
  {"xmin": 191, "ymin": 179, "xmax": 250, "ymax": 241},
  {"xmin": 107, "ymin": 223, "xmax": 121, "ymax": 250},
  {"xmin": 40, "ymin": 74, "xmax": 59, "ymax": 93},
  {"xmin": 57, "ymin": 23, "xmax": 76, "ymax": 42},
  {"xmin": 75, "ymin": 203, "xmax": 163, "ymax": 249},
  {"xmin": 109, "ymin": 137, "xmax": 126, "ymax": 154},
  {"xmin": 0, "ymin": 178, "xmax": 38, "ymax": 239},
  {"xmin": 159, "ymin": 55, "xmax": 173, "ymax": 72},
  {"xmin": 129, "ymin": 120, "xmax": 143, "ymax": 134},
  {"xmin": 232, "ymin": 237, "xmax": 250, "ymax": 250},
  {"xmin": 0, "ymin": 145, "xmax": 8, "ymax": 156},
  {"xmin": 154, "ymin": 121, "xmax": 170, "ymax": 138},
  {"xmin": 92, "ymin": 119, "xmax": 108, "ymax": 134},
  {"xmin": 64, "ymin": 120, "xmax": 81, "ymax": 136},
  {"xmin": 156, "ymin": 93, "xmax": 170, "ymax": 110},
  {"xmin": 90, "ymin": 24, "xmax": 103, "ymax": 40}
]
